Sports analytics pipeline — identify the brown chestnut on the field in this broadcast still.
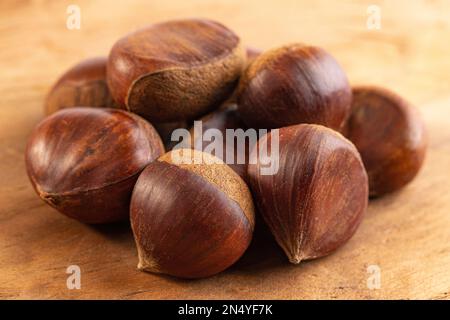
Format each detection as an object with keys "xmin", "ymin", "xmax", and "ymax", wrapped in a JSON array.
[
  {"xmin": 45, "ymin": 57, "xmax": 117, "ymax": 115},
  {"xmin": 153, "ymin": 120, "xmax": 190, "ymax": 151},
  {"xmin": 247, "ymin": 124, "xmax": 368, "ymax": 264},
  {"xmin": 345, "ymin": 86, "xmax": 427, "ymax": 197},
  {"xmin": 237, "ymin": 44, "xmax": 352, "ymax": 130},
  {"xmin": 107, "ymin": 18, "xmax": 245, "ymax": 123},
  {"xmin": 223, "ymin": 47, "xmax": 263, "ymax": 104},
  {"xmin": 25, "ymin": 108, "xmax": 164, "ymax": 224},
  {"xmin": 190, "ymin": 103, "xmax": 254, "ymax": 181},
  {"xmin": 130, "ymin": 149, "xmax": 255, "ymax": 279}
]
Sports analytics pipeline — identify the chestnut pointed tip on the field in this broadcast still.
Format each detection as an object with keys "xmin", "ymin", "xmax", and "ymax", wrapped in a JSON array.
[
  {"xmin": 137, "ymin": 262, "xmax": 161, "ymax": 274},
  {"xmin": 136, "ymin": 246, "xmax": 161, "ymax": 274},
  {"xmin": 288, "ymin": 255, "xmax": 303, "ymax": 265},
  {"xmin": 39, "ymin": 191, "xmax": 62, "ymax": 207}
]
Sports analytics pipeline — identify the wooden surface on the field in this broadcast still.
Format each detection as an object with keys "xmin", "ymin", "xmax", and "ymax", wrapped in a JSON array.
[{"xmin": 1, "ymin": 0, "xmax": 450, "ymax": 299}]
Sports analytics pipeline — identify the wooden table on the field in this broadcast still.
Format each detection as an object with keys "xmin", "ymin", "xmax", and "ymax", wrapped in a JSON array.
[{"xmin": 1, "ymin": 0, "xmax": 449, "ymax": 299}]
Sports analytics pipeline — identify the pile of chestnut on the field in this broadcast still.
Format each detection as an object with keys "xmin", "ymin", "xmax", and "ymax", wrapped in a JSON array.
[{"xmin": 25, "ymin": 18, "xmax": 427, "ymax": 279}]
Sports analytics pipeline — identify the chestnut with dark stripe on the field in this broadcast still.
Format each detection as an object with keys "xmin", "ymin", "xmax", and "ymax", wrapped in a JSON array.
[
  {"xmin": 237, "ymin": 44, "xmax": 352, "ymax": 131},
  {"xmin": 25, "ymin": 107, "xmax": 164, "ymax": 224},
  {"xmin": 45, "ymin": 57, "xmax": 118, "ymax": 115},
  {"xmin": 107, "ymin": 18, "xmax": 245, "ymax": 123},
  {"xmin": 130, "ymin": 149, "xmax": 255, "ymax": 279},
  {"xmin": 247, "ymin": 124, "xmax": 368, "ymax": 264},
  {"xmin": 344, "ymin": 86, "xmax": 427, "ymax": 197}
]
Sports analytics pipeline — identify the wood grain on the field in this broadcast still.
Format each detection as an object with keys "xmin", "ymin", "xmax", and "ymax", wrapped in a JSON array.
[{"xmin": 1, "ymin": 0, "xmax": 449, "ymax": 299}]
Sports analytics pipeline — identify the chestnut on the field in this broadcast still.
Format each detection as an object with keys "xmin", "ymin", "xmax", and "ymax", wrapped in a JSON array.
[
  {"xmin": 107, "ymin": 18, "xmax": 245, "ymax": 123},
  {"xmin": 222, "ymin": 47, "xmax": 263, "ymax": 104},
  {"xmin": 190, "ymin": 103, "xmax": 254, "ymax": 180},
  {"xmin": 247, "ymin": 124, "xmax": 368, "ymax": 264},
  {"xmin": 345, "ymin": 86, "xmax": 427, "ymax": 197},
  {"xmin": 130, "ymin": 149, "xmax": 255, "ymax": 279},
  {"xmin": 45, "ymin": 57, "xmax": 117, "ymax": 115},
  {"xmin": 236, "ymin": 44, "xmax": 352, "ymax": 130},
  {"xmin": 25, "ymin": 108, "xmax": 164, "ymax": 224},
  {"xmin": 153, "ymin": 120, "xmax": 190, "ymax": 151}
]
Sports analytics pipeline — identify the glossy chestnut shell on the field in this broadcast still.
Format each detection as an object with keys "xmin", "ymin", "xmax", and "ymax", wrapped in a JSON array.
[
  {"xmin": 130, "ymin": 149, "xmax": 255, "ymax": 278},
  {"xmin": 25, "ymin": 108, "xmax": 164, "ymax": 223},
  {"xmin": 45, "ymin": 57, "xmax": 117, "ymax": 115},
  {"xmin": 247, "ymin": 124, "xmax": 368, "ymax": 264},
  {"xmin": 107, "ymin": 18, "xmax": 245, "ymax": 123},
  {"xmin": 237, "ymin": 44, "xmax": 352, "ymax": 130},
  {"xmin": 345, "ymin": 86, "xmax": 427, "ymax": 197}
]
